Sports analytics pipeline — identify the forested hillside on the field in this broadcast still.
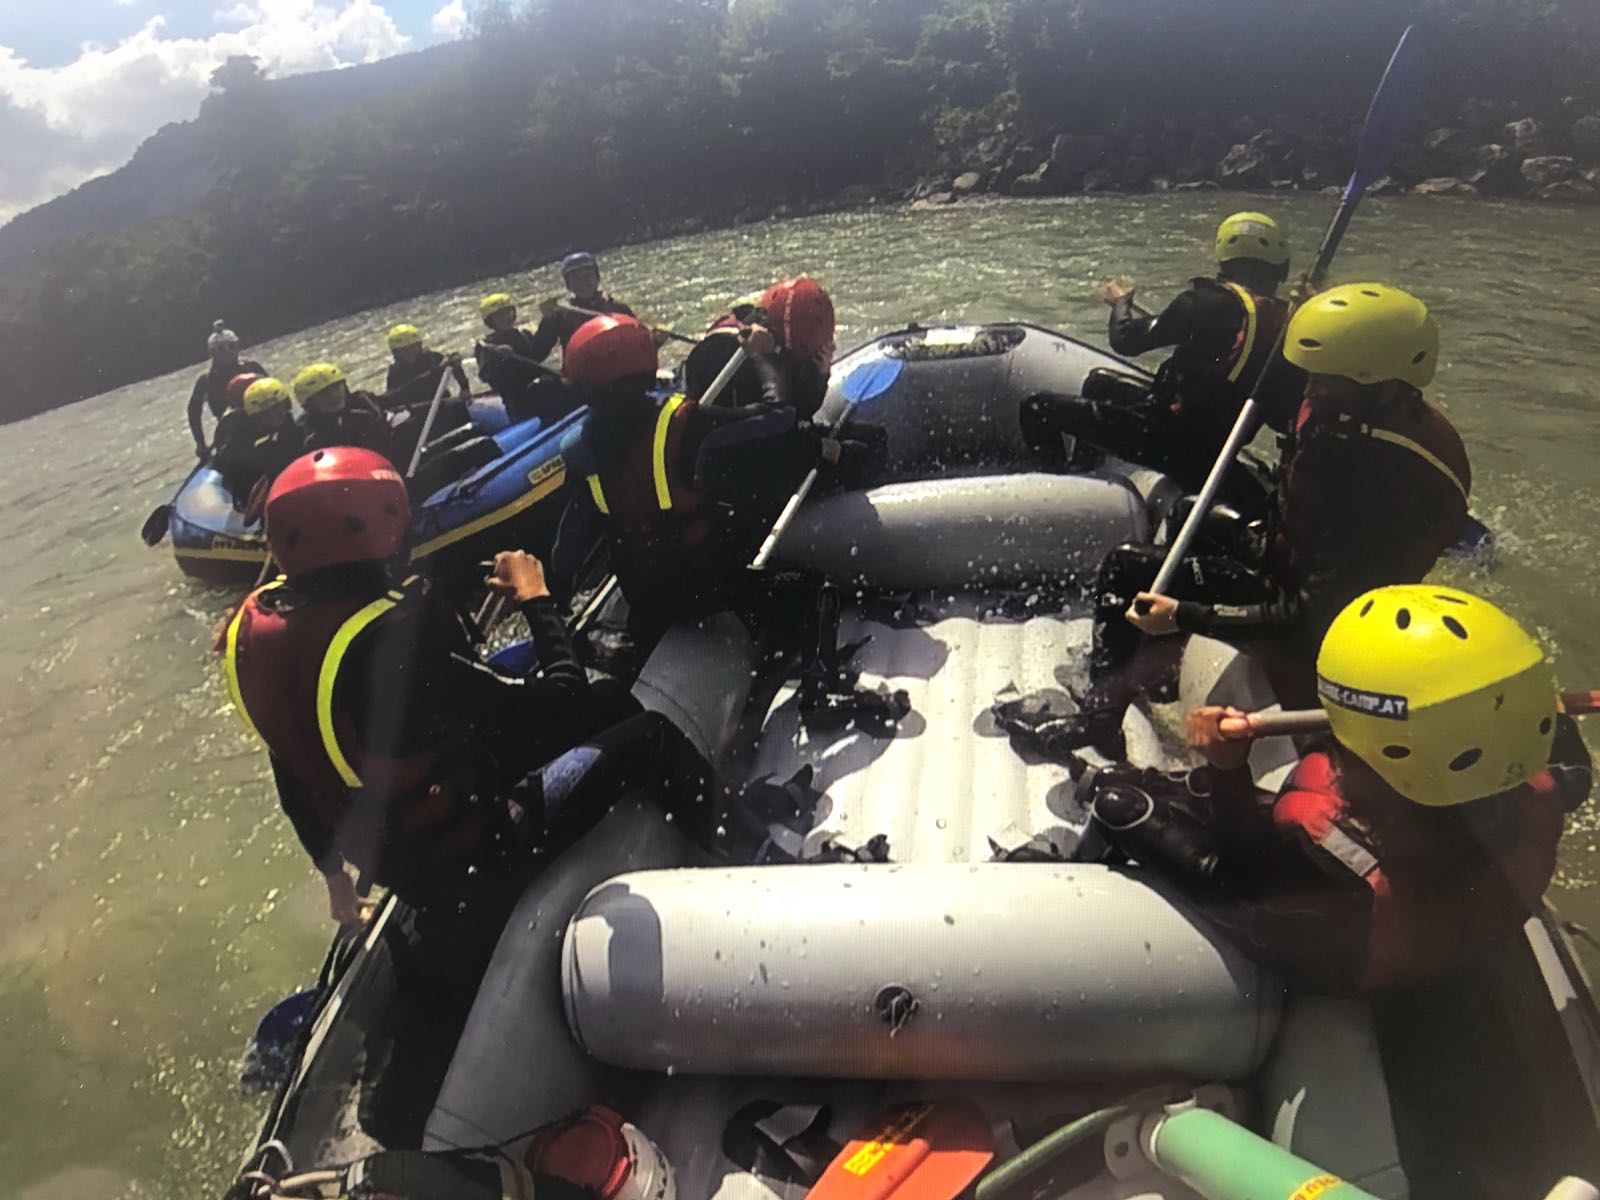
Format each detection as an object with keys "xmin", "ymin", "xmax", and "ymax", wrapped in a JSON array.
[{"xmin": 3, "ymin": 0, "xmax": 1597, "ymax": 421}]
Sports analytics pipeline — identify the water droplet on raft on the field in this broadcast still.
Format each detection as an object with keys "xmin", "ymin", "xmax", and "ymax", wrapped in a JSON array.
[{"xmin": 935, "ymin": 818, "xmax": 947, "ymax": 829}]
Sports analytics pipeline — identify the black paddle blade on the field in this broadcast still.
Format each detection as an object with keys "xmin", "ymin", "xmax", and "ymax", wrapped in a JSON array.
[{"xmin": 140, "ymin": 504, "xmax": 171, "ymax": 547}]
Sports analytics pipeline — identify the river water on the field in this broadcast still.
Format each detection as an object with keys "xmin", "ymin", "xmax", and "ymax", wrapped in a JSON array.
[{"xmin": 3, "ymin": 194, "xmax": 1599, "ymax": 1197}]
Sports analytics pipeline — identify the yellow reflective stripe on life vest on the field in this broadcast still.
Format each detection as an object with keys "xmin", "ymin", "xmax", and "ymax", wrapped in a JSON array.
[
  {"xmin": 1222, "ymin": 282, "xmax": 1260, "ymax": 385},
  {"xmin": 220, "ymin": 580, "xmax": 286, "ymax": 746},
  {"xmin": 587, "ymin": 474, "xmax": 610, "ymax": 515},
  {"xmin": 1365, "ymin": 427, "xmax": 1470, "ymax": 504},
  {"xmin": 315, "ymin": 589, "xmax": 406, "ymax": 789},
  {"xmin": 651, "ymin": 393, "xmax": 687, "ymax": 510}
]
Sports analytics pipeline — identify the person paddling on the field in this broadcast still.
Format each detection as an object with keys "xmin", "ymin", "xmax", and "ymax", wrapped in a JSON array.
[
  {"xmin": 188, "ymin": 320, "xmax": 267, "ymax": 463},
  {"xmin": 1020, "ymin": 212, "xmax": 1303, "ymax": 494},
  {"xmin": 998, "ymin": 283, "xmax": 1470, "ymax": 758},
  {"xmin": 210, "ymin": 377, "xmax": 305, "ymax": 504},
  {"xmin": 1078, "ymin": 586, "xmax": 1591, "ymax": 993},
  {"xmin": 526, "ymin": 251, "xmax": 640, "ymax": 362},
  {"xmin": 382, "ymin": 323, "xmax": 472, "ymax": 410},
  {"xmin": 292, "ymin": 362, "xmax": 397, "ymax": 463},
  {"xmin": 683, "ymin": 275, "xmax": 838, "ymax": 418},
  {"xmin": 219, "ymin": 446, "xmax": 698, "ymax": 1143},
  {"xmin": 563, "ymin": 314, "xmax": 846, "ymax": 652},
  {"xmin": 474, "ymin": 292, "xmax": 582, "ymax": 427}
]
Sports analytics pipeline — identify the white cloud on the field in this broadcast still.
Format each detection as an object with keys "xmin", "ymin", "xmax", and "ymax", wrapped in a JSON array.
[
  {"xmin": 430, "ymin": 0, "xmax": 469, "ymax": 41},
  {"xmin": 0, "ymin": 1, "xmax": 411, "ymax": 223}
]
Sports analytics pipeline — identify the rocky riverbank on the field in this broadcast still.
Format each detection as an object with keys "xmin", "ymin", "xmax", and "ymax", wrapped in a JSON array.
[{"xmin": 901, "ymin": 99, "xmax": 1600, "ymax": 207}]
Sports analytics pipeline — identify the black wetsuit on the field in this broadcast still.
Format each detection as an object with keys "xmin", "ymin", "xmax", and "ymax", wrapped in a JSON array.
[
  {"xmin": 526, "ymin": 293, "xmax": 637, "ymax": 363},
  {"xmin": 476, "ymin": 328, "xmax": 582, "ymax": 427},
  {"xmin": 384, "ymin": 350, "xmax": 473, "ymax": 410},
  {"xmin": 682, "ymin": 329, "xmax": 830, "ymax": 420},
  {"xmin": 187, "ymin": 358, "xmax": 266, "ymax": 454},
  {"xmin": 211, "ymin": 412, "xmax": 306, "ymax": 503},
  {"xmin": 297, "ymin": 392, "xmax": 396, "ymax": 462},
  {"xmin": 1020, "ymin": 278, "xmax": 1301, "ymax": 494}
]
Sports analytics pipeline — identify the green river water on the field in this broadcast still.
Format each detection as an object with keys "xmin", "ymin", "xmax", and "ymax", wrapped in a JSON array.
[{"xmin": 2, "ymin": 193, "xmax": 1599, "ymax": 1198}]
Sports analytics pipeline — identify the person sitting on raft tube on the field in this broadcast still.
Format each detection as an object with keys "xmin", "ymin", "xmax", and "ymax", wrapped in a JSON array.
[
  {"xmin": 1079, "ymin": 585, "xmax": 1592, "ymax": 993},
  {"xmin": 188, "ymin": 320, "xmax": 267, "ymax": 463},
  {"xmin": 683, "ymin": 275, "xmax": 837, "ymax": 419},
  {"xmin": 210, "ymin": 377, "xmax": 305, "ymax": 504},
  {"xmin": 1020, "ymin": 211, "xmax": 1304, "ymax": 495},
  {"xmin": 292, "ymin": 362, "xmax": 397, "ymax": 463},
  {"xmin": 218, "ymin": 445, "xmax": 706, "ymax": 1143},
  {"xmin": 998, "ymin": 283, "xmax": 1470, "ymax": 760},
  {"xmin": 474, "ymin": 292, "xmax": 583, "ymax": 428},
  {"xmin": 382, "ymin": 323, "xmax": 473, "ymax": 410},
  {"xmin": 563, "ymin": 313, "xmax": 850, "ymax": 650},
  {"xmin": 525, "ymin": 250, "xmax": 640, "ymax": 362}
]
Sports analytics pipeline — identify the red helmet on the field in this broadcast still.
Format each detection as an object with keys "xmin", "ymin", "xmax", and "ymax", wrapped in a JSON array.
[
  {"xmin": 563, "ymin": 314, "xmax": 659, "ymax": 390},
  {"xmin": 226, "ymin": 372, "xmax": 264, "ymax": 409},
  {"xmin": 264, "ymin": 447, "xmax": 411, "ymax": 577},
  {"xmin": 759, "ymin": 276, "xmax": 836, "ymax": 362}
]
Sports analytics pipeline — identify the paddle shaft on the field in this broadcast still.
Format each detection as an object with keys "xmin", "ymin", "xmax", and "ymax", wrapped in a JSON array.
[
  {"xmin": 1146, "ymin": 27, "xmax": 1424, "ymax": 598},
  {"xmin": 750, "ymin": 402, "xmax": 850, "ymax": 571},
  {"xmin": 404, "ymin": 367, "xmax": 457, "ymax": 478},
  {"xmin": 1243, "ymin": 690, "xmax": 1599, "ymax": 739},
  {"xmin": 558, "ymin": 301, "xmax": 699, "ymax": 346}
]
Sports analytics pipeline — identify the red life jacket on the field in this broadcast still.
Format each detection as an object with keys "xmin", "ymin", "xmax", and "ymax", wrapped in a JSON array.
[
  {"xmin": 1272, "ymin": 391, "xmax": 1471, "ymax": 598},
  {"xmin": 1164, "ymin": 277, "xmax": 1289, "ymax": 429},
  {"xmin": 220, "ymin": 576, "xmax": 500, "ymax": 890},
  {"xmin": 1272, "ymin": 749, "xmax": 1563, "ymax": 990},
  {"xmin": 585, "ymin": 393, "xmax": 718, "ymax": 581}
]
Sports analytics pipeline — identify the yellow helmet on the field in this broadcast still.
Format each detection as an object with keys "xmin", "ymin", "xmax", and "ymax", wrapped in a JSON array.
[
  {"xmin": 1283, "ymin": 283, "xmax": 1439, "ymax": 389},
  {"xmin": 1316, "ymin": 585, "xmax": 1556, "ymax": 807},
  {"xmin": 386, "ymin": 323, "xmax": 424, "ymax": 351},
  {"xmin": 479, "ymin": 292, "xmax": 515, "ymax": 321},
  {"xmin": 292, "ymin": 362, "xmax": 346, "ymax": 407},
  {"xmin": 242, "ymin": 377, "xmax": 292, "ymax": 416},
  {"xmin": 1214, "ymin": 211, "xmax": 1290, "ymax": 268}
]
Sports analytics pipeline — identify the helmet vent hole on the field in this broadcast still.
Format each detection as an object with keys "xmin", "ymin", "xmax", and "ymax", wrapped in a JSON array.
[
  {"xmin": 312, "ymin": 451, "xmax": 326, "ymax": 463},
  {"xmin": 1360, "ymin": 288, "xmax": 1382, "ymax": 298},
  {"xmin": 1540, "ymin": 716, "xmax": 1554, "ymax": 735},
  {"xmin": 1382, "ymin": 745, "xmax": 1411, "ymax": 760},
  {"xmin": 1328, "ymin": 298, "xmax": 1350, "ymax": 308},
  {"xmin": 1412, "ymin": 351, "xmax": 1428, "ymax": 365},
  {"xmin": 345, "ymin": 516, "xmax": 366, "ymax": 532},
  {"xmin": 1442, "ymin": 616, "xmax": 1468, "ymax": 640},
  {"xmin": 1359, "ymin": 599, "xmax": 1374, "ymax": 617},
  {"xmin": 1434, "ymin": 593, "xmax": 1468, "ymax": 605},
  {"xmin": 1449, "ymin": 748, "xmax": 1483, "ymax": 772},
  {"xmin": 1298, "ymin": 337, "xmax": 1323, "ymax": 349},
  {"xmin": 1395, "ymin": 607, "xmax": 1412, "ymax": 630}
]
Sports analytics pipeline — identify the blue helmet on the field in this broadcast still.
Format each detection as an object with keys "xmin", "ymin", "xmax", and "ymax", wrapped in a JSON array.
[{"xmin": 562, "ymin": 251, "xmax": 599, "ymax": 278}]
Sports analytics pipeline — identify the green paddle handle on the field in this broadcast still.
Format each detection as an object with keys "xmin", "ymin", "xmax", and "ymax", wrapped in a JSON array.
[{"xmin": 1151, "ymin": 1107, "xmax": 1378, "ymax": 1200}]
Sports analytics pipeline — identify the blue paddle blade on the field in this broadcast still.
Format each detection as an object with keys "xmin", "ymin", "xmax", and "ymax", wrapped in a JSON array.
[
  {"xmin": 241, "ymin": 987, "xmax": 321, "ymax": 1092},
  {"xmin": 838, "ymin": 357, "xmax": 903, "ymax": 406},
  {"xmin": 486, "ymin": 639, "xmax": 540, "ymax": 676},
  {"xmin": 1346, "ymin": 24, "xmax": 1429, "ymax": 201}
]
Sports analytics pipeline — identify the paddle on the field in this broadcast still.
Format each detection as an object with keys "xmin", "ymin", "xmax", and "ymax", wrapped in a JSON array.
[
  {"xmin": 747, "ymin": 356, "xmax": 899, "ymax": 571},
  {"xmin": 1145, "ymin": 25, "xmax": 1428, "ymax": 600},
  {"xmin": 141, "ymin": 504, "xmax": 171, "ymax": 546},
  {"xmin": 805, "ymin": 1099, "xmax": 994, "ymax": 1200},
  {"xmin": 404, "ymin": 364, "xmax": 459, "ymax": 479},
  {"xmin": 1219, "ymin": 689, "xmax": 1600, "ymax": 741},
  {"xmin": 549, "ymin": 298, "xmax": 700, "ymax": 346}
]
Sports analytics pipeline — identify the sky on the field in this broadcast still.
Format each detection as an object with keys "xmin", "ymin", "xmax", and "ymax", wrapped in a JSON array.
[{"xmin": 0, "ymin": 0, "xmax": 474, "ymax": 224}]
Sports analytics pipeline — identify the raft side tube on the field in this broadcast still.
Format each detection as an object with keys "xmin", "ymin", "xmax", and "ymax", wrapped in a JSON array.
[
  {"xmin": 562, "ymin": 862, "xmax": 1284, "ymax": 1082},
  {"xmin": 772, "ymin": 473, "xmax": 1149, "ymax": 591}
]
